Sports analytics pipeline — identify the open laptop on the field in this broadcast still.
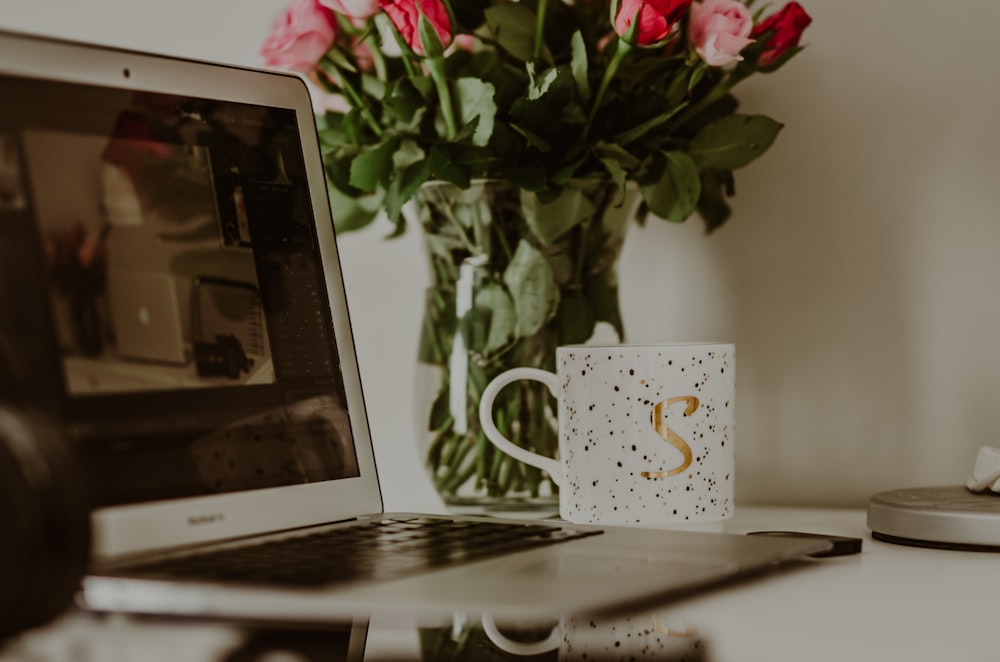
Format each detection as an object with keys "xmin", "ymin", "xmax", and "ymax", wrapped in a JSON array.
[{"xmin": 0, "ymin": 29, "xmax": 829, "ymax": 624}]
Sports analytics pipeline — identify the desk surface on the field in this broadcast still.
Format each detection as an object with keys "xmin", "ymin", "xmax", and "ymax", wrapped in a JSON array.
[{"xmin": 4, "ymin": 505, "xmax": 996, "ymax": 661}]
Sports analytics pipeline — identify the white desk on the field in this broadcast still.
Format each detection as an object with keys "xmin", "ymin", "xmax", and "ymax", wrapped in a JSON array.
[
  {"xmin": 4, "ymin": 506, "xmax": 997, "ymax": 661},
  {"xmin": 362, "ymin": 505, "xmax": 999, "ymax": 661},
  {"xmin": 658, "ymin": 505, "xmax": 997, "ymax": 661}
]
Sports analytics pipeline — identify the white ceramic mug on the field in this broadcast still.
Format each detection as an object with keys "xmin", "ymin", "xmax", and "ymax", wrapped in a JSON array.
[{"xmin": 478, "ymin": 343, "xmax": 735, "ymax": 525}]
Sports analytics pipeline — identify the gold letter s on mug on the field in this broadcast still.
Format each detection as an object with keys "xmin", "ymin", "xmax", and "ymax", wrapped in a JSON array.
[{"xmin": 641, "ymin": 396, "xmax": 699, "ymax": 479}]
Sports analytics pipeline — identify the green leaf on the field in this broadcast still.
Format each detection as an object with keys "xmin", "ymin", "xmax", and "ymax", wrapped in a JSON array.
[
  {"xmin": 475, "ymin": 282, "xmax": 517, "ymax": 356},
  {"xmin": 349, "ymin": 138, "xmax": 399, "ymax": 192},
  {"xmin": 451, "ymin": 0, "xmax": 490, "ymax": 33},
  {"xmin": 551, "ymin": 155, "xmax": 586, "ymax": 186},
  {"xmin": 501, "ymin": 164, "xmax": 548, "ymax": 191},
  {"xmin": 687, "ymin": 63, "xmax": 708, "ymax": 94},
  {"xmin": 520, "ymin": 186, "xmax": 596, "ymax": 245},
  {"xmin": 598, "ymin": 157, "xmax": 628, "ymax": 201},
  {"xmin": 527, "ymin": 63, "xmax": 558, "ymax": 101},
  {"xmin": 689, "ymin": 114, "xmax": 783, "ymax": 170},
  {"xmin": 393, "ymin": 139, "xmax": 426, "ymax": 170},
  {"xmin": 595, "ymin": 141, "xmax": 640, "ymax": 169},
  {"xmin": 485, "ymin": 3, "xmax": 540, "ymax": 62},
  {"xmin": 569, "ymin": 30, "xmax": 590, "ymax": 104},
  {"xmin": 508, "ymin": 120, "xmax": 552, "ymax": 152},
  {"xmin": 697, "ymin": 170, "xmax": 733, "ymax": 233},
  {"xmin": 454, "ymin": 78, "xmax": 497, "ymax": 148},
  {"xmin": 503, "ymin": 240, "xmax": 558, "ymax": 337},
  {"xmin": 640, "ymin": 151, "xmax": 700, "ymax": 222},
  {"xmin": 586, "ymin": 273, "xmax": 624, "ymax": 339},
  {"xmin": 557, "ymin": 292, "xmax": 596, "ymax": 345},
  {"xmin": 595, "ymin": 142, "xmax": 639, "ymax": 202},
  {"xmin": 429, "ymin": 144, "xmax": 471, "ymax": 188},
  {"xmin": 321, "ymin": 47, "xmax": 357, "ymax": 74},
  {"xmin": 328, "ymin": 184, "xmax": 384, "ymax": 233},
  {"xmin": 614, "ymin": 102, "xmax": 688, "ymax": 147},
  {"xmin": 385, "ymin": 158, "xmax": 431, "ymax": 224},
  {"xmin": 384, "ymin": 77, "xmax": 433, "ymax": 122}
]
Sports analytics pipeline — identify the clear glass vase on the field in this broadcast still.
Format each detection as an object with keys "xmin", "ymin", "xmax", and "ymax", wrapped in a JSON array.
[{"xmin": 412, "ymin": 179, "xmax": 632, "ymax": 514}]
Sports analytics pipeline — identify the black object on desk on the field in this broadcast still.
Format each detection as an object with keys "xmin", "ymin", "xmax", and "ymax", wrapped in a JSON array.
[
  {"xmin": 747, "ymin": 531, "xmax": 863, "ymax": 557},
  {"xmin": 0, "ymin": 405, "xmax": 91, "ymax": 640}
]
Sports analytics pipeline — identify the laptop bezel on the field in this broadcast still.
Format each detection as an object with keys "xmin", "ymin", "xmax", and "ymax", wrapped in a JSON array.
[{"xmin": 0, "ymin": 30, "xmax": 384, "ymax": 559}]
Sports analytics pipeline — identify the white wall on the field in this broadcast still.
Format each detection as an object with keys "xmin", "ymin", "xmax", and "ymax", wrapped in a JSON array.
[{"xmin": 5, "ymin": 0, "xmax": 1000, "ymax": 509}]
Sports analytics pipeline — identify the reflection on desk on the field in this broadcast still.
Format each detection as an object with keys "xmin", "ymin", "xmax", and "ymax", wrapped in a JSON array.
[
  {"xmin": 0, "ymin": 611, "xmax": 706, "ymax": 662},
  {"xmin": 4, "ymin": 507, "xmax": 1000, "ymax": 661},
  {"xmin": 1, "ymin": 613, "xmax": 361, "ymax": 662}
]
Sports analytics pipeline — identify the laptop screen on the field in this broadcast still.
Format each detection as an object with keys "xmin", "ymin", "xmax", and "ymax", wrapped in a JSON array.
[{"xmin": 0, "ymin": 71, "xmax": 361, "ymax": 508}]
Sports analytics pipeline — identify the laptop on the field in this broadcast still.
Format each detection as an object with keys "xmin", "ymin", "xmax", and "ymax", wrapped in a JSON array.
[
  {"xmin": 106, "ymin": 268, "xmax": 188, "ymax": 365},
  {"xmin": 0, "ymin": 29, "xmax": 829, "ymax": 625}
]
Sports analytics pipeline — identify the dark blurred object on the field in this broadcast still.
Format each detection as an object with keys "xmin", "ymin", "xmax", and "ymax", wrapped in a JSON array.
[
  {"xmin": 194, "ymin": 334, "xmax": 254, "ymax": 380},
  {"xmin": 44, "ymin": 223, "xmax": 109, "ymax": 356},
  {"xmin": 0, "ymin": 404, "xmax": 91, "ymax": 640}
]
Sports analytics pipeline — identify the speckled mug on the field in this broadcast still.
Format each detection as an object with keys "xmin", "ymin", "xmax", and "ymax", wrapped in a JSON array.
[{"xmin": 478, "ymin": 344, "xmax": 735, "ymax": 525}]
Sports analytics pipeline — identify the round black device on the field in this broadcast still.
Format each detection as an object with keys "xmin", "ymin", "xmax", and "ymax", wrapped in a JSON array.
[{"xmin": 0, "ymin": 405, "xmax": 91, "ymax": 640}]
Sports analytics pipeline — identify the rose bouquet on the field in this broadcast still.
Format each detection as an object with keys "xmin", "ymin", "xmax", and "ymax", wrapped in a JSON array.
[
  {"xmin": 262, "ymin": 0, "xmax": 811, "ymax": 233},
  {"xmin": 261, "ymin": 0, "xmax": 811, "ymax": 508}
]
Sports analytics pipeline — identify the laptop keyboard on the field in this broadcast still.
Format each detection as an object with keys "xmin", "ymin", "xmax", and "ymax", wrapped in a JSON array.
[{"xmin": 113, "ymin": 516, "xmax": 602, "ymax": 587}]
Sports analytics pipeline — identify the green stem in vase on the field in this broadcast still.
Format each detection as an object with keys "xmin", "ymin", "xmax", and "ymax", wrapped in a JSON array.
[
  {"xmin": 439, "ymin": 429, "xmax": 462, "ymax": 473},
  {"xmin": 475, "ymin": 431, "xmax": 488, "ymax": 490},
  {"xmin": 437, "ymin": 435, "xmax": 470, "ymax": 492},
  {"xmin": 425, "ymin": 415, "xmax": 454, "ymax": 470},
  {"xmin": 497, "ymin": 453, "xmax": 515, "ymax": 494},
  {"xmin": 444, "ymin": 445, "xmax": 478, "ymax": 493},
  {"xmin": 432, "ymin": 195, "xmax": 479, "ymax": 256}
]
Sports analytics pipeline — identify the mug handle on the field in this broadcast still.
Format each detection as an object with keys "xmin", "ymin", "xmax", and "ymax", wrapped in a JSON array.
[
  {"xmin": 480, "ymin": 614, "xmax": 561, "ymax": 656},
  {"xmin": 478, "ymin": 367, "xmax": 563, "ymax": 486}
]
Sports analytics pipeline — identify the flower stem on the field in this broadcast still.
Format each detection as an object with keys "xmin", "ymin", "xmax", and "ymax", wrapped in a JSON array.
[
  {"xmin": 671, "ymin": 63, "xmax": 753, "ymax": 129},
  {"xmin": 533, "ymin": 0, "xmax": 549, "ymax": 61},
  {"xmin": 425, "ymin": 55, "xmax": 457, "ymax": 140},
  {"xmin": 366, "ymin": 34, "xmax": 388, "ymax": 82},
  {"xmin": 583, "ymin": 38, "xmax": 632, "ymax": 139},
  {"xmin": 319, "ymin": 57, "xmax": 383, "ymax": 138}
]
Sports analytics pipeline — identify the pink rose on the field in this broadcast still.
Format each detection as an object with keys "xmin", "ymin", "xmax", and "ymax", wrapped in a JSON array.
[
  {"xmin": 379, "ymin": 0, "xmax": 453, "ymax": 56},
  {"xmin": 614, "ymin": 0, "xmax": 692, "ymax": 47},
  {"xmin": 688, "ymin": 0, "xmax": 754, "ymax": 66},
  {"xmin": 260, "ymin": 0, "xmax": 337, "ymax": 73},
  {"xmin": 319, "ymin": 0, "xmax": 380, "ymax": 19},
  {"xmin": 750, "ymin": 2, "xmax": 812, "ymax": 67}
]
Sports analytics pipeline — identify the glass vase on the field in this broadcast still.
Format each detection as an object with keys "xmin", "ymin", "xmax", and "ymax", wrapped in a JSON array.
[{"xmin": 412, "ymin": 179, "xmax": 632, "ymax": 514}]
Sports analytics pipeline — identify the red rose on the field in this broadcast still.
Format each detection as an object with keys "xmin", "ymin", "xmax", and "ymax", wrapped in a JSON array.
[
  {"xmin": 614, "ymin": 0, "xmax": 692, "ymax": 47},
  {"xmin": 379, "ymin": 0, "xmax": 453, "ymax": 56},
  {"xmin": 750, "ymin": 2, "xmax": 812, "ymax": 67}
]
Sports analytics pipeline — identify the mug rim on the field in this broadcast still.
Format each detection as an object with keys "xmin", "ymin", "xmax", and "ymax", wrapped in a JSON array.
[{"xmin": 559, "ymin": 342, "xmax": 734, "ymax": 349}]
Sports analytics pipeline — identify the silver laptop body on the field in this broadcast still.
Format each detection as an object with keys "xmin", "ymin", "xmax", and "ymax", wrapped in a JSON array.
[{"xmin": 0, "ymin": 29, "xmax": 827, "ymax": 624}]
